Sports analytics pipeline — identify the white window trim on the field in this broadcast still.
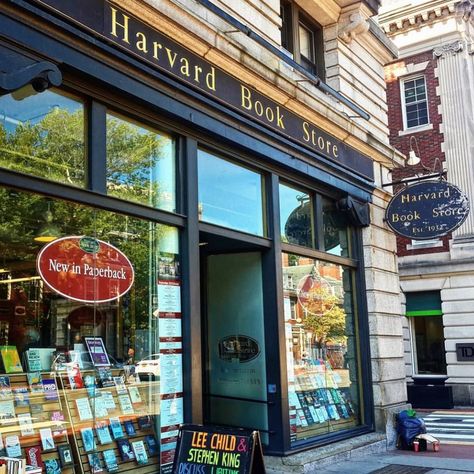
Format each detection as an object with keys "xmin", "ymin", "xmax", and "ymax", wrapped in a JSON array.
[{"xmin": 400, "ymin": 75, "xmax": 430, "ymax": 131}]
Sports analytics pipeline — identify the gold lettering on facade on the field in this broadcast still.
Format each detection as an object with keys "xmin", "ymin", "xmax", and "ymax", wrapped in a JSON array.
[
  {"xmin": 401, "ymin": 188, "xmax": 451, "ymax": 203},
  {"xmin": 302, "ymin": 122, "xmax": 339, "ymax": 159},
  {"xmin": 153, "ymin": 41, "xmax": 163, "ymax": 59},
  {"xmin": 240, "ymin": 85, "xmax": 285, "ymax": 129},
  {"xmin": 180, "ymin": 57, "xmax": 190, "ymax": 76},
  {"xmin": 136, "ymin": 32, "xmax": 148, "ymax": 53},
  {"xmin": 110, "ymin": 8, "xmax": 130, "ymax": 44}
]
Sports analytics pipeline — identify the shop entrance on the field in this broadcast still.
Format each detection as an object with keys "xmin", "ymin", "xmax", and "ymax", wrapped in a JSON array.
[{"xmin": 200, "ymin": 232, "xmax": 269, "ymax": 437}]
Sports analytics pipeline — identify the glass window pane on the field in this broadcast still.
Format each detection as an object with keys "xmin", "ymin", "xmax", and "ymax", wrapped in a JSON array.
[
  {"xmin": 322, "ymin": 198, "xmax": 350, "ymax": 257},
  {"xmin": 282, "ymin": 254, "xmax": 361, "ymax": 444},
  {"xmin": 413, "ymin": 316, "xmax": 447, "ymax": 374},
  {"xmin": 106, "ymin": 112, "xmax": 176, "ymax": 212},
  {"xmin": 0, "ymin": 186, "xmax": 182, "ymax": 472},
  {"xmin": 279, "ymin": 183, "xmax": 313, "ymax": 247},
  {"xmin": 198, "ymin": 149, "xmax": 264, "ymax": 236},
  {"xmin": 298, "ymin": 23, "xmax": 313, "ymax": 61},
  {"xmin": 0, "ymin": 88, "xmax": 85, "ymax": 186}
]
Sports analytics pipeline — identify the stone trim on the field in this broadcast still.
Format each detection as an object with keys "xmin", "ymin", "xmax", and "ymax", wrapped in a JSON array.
[{"xmin": 433, "ymin": 40, "xmax": 464, "ymax": 57}]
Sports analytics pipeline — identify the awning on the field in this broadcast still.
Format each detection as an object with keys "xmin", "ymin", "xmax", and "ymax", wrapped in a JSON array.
[{"xmin": 406, "ymin": 291, "xmax": 442, "ymax": 317}]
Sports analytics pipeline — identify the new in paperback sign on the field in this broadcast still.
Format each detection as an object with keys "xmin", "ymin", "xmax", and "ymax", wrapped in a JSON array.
[
  {"xmin": 37, "ymin": 236, "xmax": 134, "ymax": 303},
  {"xmin": 385, "ymin": 180, "xmax": 470, "ymax": 240}
]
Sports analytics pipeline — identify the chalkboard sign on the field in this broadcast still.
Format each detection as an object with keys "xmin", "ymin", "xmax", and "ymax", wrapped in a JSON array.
[{"xmin": 172, "ymin": 424, "xmax": 266, "ymax": 474}]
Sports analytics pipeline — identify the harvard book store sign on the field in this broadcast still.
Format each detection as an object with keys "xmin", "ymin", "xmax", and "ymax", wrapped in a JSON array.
[{"xmin": 385, "ymin": 181, "xmax": 470, "ymax": 240}]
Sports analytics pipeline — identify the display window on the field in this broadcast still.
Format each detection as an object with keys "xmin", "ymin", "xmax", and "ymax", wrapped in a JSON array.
[
  {"xmin": 0, "ymin": 188, "xmax": 182, "ymax": 474},
  {"xmin": 282, "ymin": 253, "xmax": 362, "ymax": 445}
]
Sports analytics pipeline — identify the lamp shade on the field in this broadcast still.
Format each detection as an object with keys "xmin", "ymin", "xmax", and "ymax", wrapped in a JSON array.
[{"xmin": 407, "ymin": 150, "xmax": 421, "ymax": 166}]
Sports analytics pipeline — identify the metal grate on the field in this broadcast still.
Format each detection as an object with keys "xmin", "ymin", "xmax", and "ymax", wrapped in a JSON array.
[{"xmin": 371, "ymin": 465, "xmax": 432, "ymax": 474}]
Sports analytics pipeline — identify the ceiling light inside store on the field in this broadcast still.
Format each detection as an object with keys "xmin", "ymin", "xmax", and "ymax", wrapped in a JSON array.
[{"xmin": 34, "ymin": 207, "xmax": 61, "ymax": 243}]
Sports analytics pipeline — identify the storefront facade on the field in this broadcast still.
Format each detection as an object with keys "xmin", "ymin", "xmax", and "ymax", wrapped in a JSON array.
[{"xmin": 0, "ymin": 0, "xmax": 407, "ymax": 471}]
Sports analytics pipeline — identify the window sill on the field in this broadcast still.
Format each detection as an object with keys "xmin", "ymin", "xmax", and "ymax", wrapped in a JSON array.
[
  {"xmin": 407, "ymin": 239, "xmax": 443, "ymax": 250},
  {"xmin": 399, "ymin": 124, "xmax": 433, "ymax": 136}
]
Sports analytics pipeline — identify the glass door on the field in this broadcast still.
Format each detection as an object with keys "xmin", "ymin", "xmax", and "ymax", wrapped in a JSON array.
[{"xmin": 202, "ymin": 251, "xmax": 269, "ymax": 439}]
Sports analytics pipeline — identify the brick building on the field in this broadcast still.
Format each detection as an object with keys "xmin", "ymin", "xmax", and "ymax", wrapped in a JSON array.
[{"xmin": 380, "ymin": 0, "xmax": 474, "ymax": 406}]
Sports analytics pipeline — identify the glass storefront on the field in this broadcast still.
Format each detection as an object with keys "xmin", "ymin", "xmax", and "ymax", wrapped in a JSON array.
[{"xmin": 282, "ymin": 254, "xmax": 361, "ymax": 444}]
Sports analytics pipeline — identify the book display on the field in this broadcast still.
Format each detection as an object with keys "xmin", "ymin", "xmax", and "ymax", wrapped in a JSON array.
[
  {"xmin": 0, "ymin": 361, "xmax": 161, "ymax": 474},
  {"xmin": 289, "ymin": 358, "xmax": 357, "ymax": 440}
]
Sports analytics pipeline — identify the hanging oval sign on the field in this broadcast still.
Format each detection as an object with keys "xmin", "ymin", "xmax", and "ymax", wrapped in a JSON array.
[
  {"xmin": 37, "ymin": 236, "xmax": 134, "ymax": 303},
  {"xmin": 385, "ymin": 181, "xmax": 470, "ymax": 240},
  {"xmin": 297, "ymin": 273, "xmax": 335, "ymax": 315}
]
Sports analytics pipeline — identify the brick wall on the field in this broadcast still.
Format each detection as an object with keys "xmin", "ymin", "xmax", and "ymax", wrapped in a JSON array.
[{"xmin": 385, "ymin": 50, "xmax": 451, "ymax": 257}]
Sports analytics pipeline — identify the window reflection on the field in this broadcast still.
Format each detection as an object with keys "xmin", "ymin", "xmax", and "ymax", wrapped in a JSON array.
[
  {"xmin": 322, "ymin": 198, "xmax": 350, "ymax": 257},
  {"xmin": 279, "ymin": 183, "xmax": 313, "ymax": 247},
  {"xmin": 106, "ymin": 112, "xmax": 176, "ymax": 212},
  {"xmin": 198, "ymin": 150, "xmax": 264, "ymax": 236},
  {"xmin": 282, "ymin": 253, "xmax": 361, "ymax": 443},
  {"xmin": 0, "ymin": 89, "xmax": 85, "ymax": 186}
]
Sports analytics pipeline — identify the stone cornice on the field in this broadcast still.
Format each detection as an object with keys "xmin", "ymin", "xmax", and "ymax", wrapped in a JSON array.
[
  {"xmin": 379, "ymin": 0, "xmax": 456, "ymax": 35},
  {"xmin": 433, "ymin": 39, "xmax": 464, "ymax": 57}
]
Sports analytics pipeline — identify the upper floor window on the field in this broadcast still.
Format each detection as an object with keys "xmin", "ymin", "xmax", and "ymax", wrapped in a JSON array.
[
  {"xmin": 401, "ymin": 76, "xmax": 429, "ymax": 129},
  {"xmin": 280, "ymin": 1, "xmax": 324, "ymax": 78}
]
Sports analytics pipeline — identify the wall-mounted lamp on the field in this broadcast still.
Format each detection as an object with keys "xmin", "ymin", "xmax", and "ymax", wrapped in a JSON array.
[
  {"xmin": 407, "ymin": 136, "xmax": 421, "ymax": 166},
  {"xmin": 34, "ymin": 203, "xmax": 61, "ymax": 243}
]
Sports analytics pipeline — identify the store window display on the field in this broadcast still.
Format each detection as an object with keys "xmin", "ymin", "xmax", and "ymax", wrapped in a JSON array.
[{"xmin": 0, "ymin": 188, "xmax": 182, "ymax": 473}]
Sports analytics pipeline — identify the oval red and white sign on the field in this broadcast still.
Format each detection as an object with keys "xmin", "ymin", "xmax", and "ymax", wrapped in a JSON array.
[{"xmin": 36, "ymin": 236, "xmax": 134, "ymax": 303}]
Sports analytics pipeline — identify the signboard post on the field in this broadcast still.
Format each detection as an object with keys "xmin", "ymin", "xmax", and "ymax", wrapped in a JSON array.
[
  {"xmin": 172, "ymin": 424, "xmax": 266, "ymax": 474},
  {"xmin": 385, "ymin": 180, "xmax": 470, "ymax": 240}
]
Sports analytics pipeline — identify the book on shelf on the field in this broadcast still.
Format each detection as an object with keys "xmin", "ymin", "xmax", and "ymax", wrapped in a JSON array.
[
  {"xmin": 113, "ymin": 376, "xmax": 127, "ymax": 395},
  {"xmin": 67, "ymin": 366, "xmax": 83, "ymax": 389},
  {"xmin": 4, "ymin": 435, "xmax": 21, "ymax": 458},
  {"xmin": 98, "ymin": 368, "xmax": 114, "ymax": 388},
  {"xmin": 87, "ymin": 453, "xmax": 103, "ymax": 474},
  {"xmin": 26, "ymin": 349, "xmax": 42, "ymax": 372},
  {"xmin": 27, "ymin": 372, "xmax": 43, "ymax": 394},
  {"xmin": 109, "ymin": 418, "xmax": 124, "ymax": 440},
  {"xmin": 39, "ymin": 428, "xmax": 55, "ymax": 451},
  {"xmin": 102, "ymin": 449, "xmax": 119, "ymax": 472},
  {"xmin": 25, "ymin": 467, "xmax": 42, "ymax": 474},
  {"xmin": 18, "ymin": 413, "xmax": 35, "ymax": 436},
  {"xmin": 25, "ymin": 446, "xmax": 44, "ymax": 469},
  {"xmin": 124, "ymin": 420, "xmax": 136, "ymax": 436},
  {"xmin": 0, "ymin": 401, "xmax": 15, "ymax": 424},
  {"xmin": 80, "ymin": 427, "xmax": 96, "ymax": 453},
  {"xmin": 117, "ymin": 394, "xmax": 134, "ymax": 415},
  {"xmin": 12, "ymin": 387, "xmax": 29, "ymax": 407},
  {"xmin": 57, "ymin": 445, "xmax": 73, "ymax": 467},
  {"xmin": 116, "ymin": 439, "xmax": 135, "ymax": 462},
  {"xmin": 51, "ymin": 411, "xmax": 67, "ymax": 438},
  {"xmin": 144, "ymin": 435, "xmax": 158, "ymax": 456},
  {"xmin": 0, "ymin": 347, "xmax": 23, "ymax": 374},
  {"xmin": 0, "ymin": 377, "xmax": 11, "ymax": 399},
  {"xmin": 75, "ymin": 397, "xmax": 93, "ymax": 421},
  {"xmin": 128, "ymin": 386, "xmax": 142, "ymax": 403},
  {"xmin": 101, "ymin": 392, "xmax": 116, "ymax": 410},
  {"xmin": 0, "ymin": 456, "xmax": 26, "ymax": 474},
  {"xmin": 84, "ymin": 374, "xmax": 97, "ymax": 398},
  {"xmin": 131, "ymin": 440, "xmax": 148, "ymax": 465},
  {"xmin": 43, "ymin": 459, "xmax": 61, "ymax": 474},
  {"xmin": 137, "ymin": 415, "xmax": 152, "ymax": 430},
  {"xmin": 95, "ymin": 421, "xmax": 113, "ymax": 445},
  {"xmin": 42, "ymin": 379, "xmax": 59, "ymax": 401}
]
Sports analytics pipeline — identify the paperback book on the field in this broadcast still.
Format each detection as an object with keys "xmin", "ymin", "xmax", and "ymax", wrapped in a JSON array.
[
  {"xmin": 137, "ymin": 415, "xmax": 152, "ymax": 430},
  {"xmin": 13, "ymin": 386, "xmax": 29, "ymax": 407},
  {"xmin": 18, "ymin": 413, "xmax": 35, "ymax": 436},
  {"xmin": 58, "ymin": 444, "xmax": 73, "ymax": 467},
  {"xmin": 42, "ymin": 378, "xmax": 59, "ymax": 401},
  {"xmin": 118, "ymin": 394, "xmax": 134, "ymax": 415},
  {"xmin": 124, "ymin": 420, "xmax": 136, "ymax": 436},
  {"xmin": 0, "ymin": 375, "xmax": 12, "ymax": 398},
  {"xmin": 44, "ymin": 458, "xmax": 61, "ymax": 474},
  {"xmin": 109, "ymin": 417, "xmax": 124, "ymax": 439},
  {"xmin": 95, "ymin": 421, "xmax": 113, "ymax": 445},
  {"xmin": 84, "ymin": 374, "xmax": 97, "ymax": 398},
  {"xmin": 0, "ymin": 400, "xmax": 15, "ymax": 424},
  {"xmin": 76, "ymin": 397, "xmax": 93, "ymax": 421},
  {"xmin": 91, "ymin": 396, "xmax": 108, "ymax": 418},
  {"xmin": 67, "ymin": 366, "xmax": 84, "ymax": 389},
  {"xmin": 113, "ymin": 376, "xmax": 127, "ymax": 394},
  {"xmin": 0, "ymin": 346, "xmax": 23, "ymax": 373},
  {"xmin": 101, "ymin": 392, "xmax": 116, "ymax": 410},
  {"xmin": 39, "ymin": 428, "xmax": 55, "ymax": 451},
  {"xmin": 128, "ymin": 386, "xmax": 142, "ymax": 403},
  {"xmin": 88, "ymin": 453, "xmax": 103, "ymax": 474},
  {"xmin": 145, "ymin": 435, "xmax": 158, "ymax": 456},
  {"xmin": 25, "ymin": 446, "xmax": 44, "ymax": 469},
  {"xmin": 116, "ymin": 439, "xmax": 135, "ymax": 462},
  {"xmin": 131, "ymin": 440, "xmax": 148, "ymax": 465},
  {"xmin": 26, "ymin": 349, "xmax": 42, "ymax": 372},
  {"xmin": 98, "ymin": 368, "xmax": 114, "ymax": 388},
  {"xmin": 103, "ymin": 449, "xmax": 119, "ymax": 472},
  {"xmin": 51, "ymin": 411, "xmax": 67, "ymax": 438},
  {"xmin": 5, "ymin": 434, "xmax": 21, "ymax": 457},
  {"xmin": 27, "ymin": 372, "xmax": 43, "ymax": 393},
  {"xmin": 80, "ymin": 427, "xmax": 96, "ymax": 452}
]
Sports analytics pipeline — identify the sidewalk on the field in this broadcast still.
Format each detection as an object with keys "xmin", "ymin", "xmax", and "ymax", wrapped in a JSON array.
[{"xmin": 318, "ymin": 443, "xmax": 474, "ymax": 473}]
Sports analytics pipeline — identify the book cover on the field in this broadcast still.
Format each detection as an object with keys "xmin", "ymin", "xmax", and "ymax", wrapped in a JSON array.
[
  {"xmin": 67, "ymin": 366, "xmax": 84, "ymax": 389},
  {"xmin": 44, "ymin": 459, "xmax": 61, "ymax": 474},
  {"xmin": 75, "ymin": 397, "xmax": 93, "ymax": 421},
  {"xmin": 40, "ymin": 427, "xmax": 55, "ymax": 451},
  {"xmin": 101, "ymin": 392, "xmax": 116, "ymax": 410},
  {"xmin": 51, "ymin": 411, "xmax": 67, "ymax": 438},
  {"xmin": 13, "ymin": 386, "xmax": 29, "ymax": 407},
  {"xmin": 58, "ymin": 444, "xmax": 73, "ymax": 467},
  {"xmin": 84, "ymin": 374, "xmax": 97, "ymax": 398},
  {"xmin": 27, "ymin": 349, "xmax": 42, "ymax": 372},
  {"xmin": 91, "ymin": 397, "xmax": 108, "ymax": 418},
  {"xmin": 0, "ymin": 376, "xmax": 11, "ymax": 399},
  {"xmin": 131, "ymin": 440, "xmax": 148, "ymax": 465},
  {"xmin": 98, "ymin": 368, "xmax": 114, "ymax": 388},
  {"xmin": 0, "ymin": 400, "xmax": 15, "ymax": 424},
  {"xmin": 137, "ymin": 415, "xmax": 152, "ymax": 430},
  {"xmin": 113, "ymin": 376, "xmax": 127, "ymax": 394},
  {"xmin": 109, "ymin": 417, "xmax": 124, "ymax": 439},
  {"xmin": 118, "ymin": 394, "xmax": 134, "ymax": 415},
  {"xmin": 18, "ymin": 413, "xmax": 35, "ymax": 436},
  {"xmin": 124, "ymin": 420, "xmax": 135, "ymax": 436},
  {"xmin": 102, "ymin": 449, "xmax": 119, "ymax": 472},
  {"xmin": 5, "ymin": 434, "xmax": 21, "ymax": 457},
  {"xmin": 25, "ymin": 446, "xmax": 44, "ymax": 469},
  {"xmin": 144, "ymin": 435, "xmax": 158, "ymax": 456},
  {"xmin": 116, "ymin": 439, "xmax": 135, "ymax": 462},
  {"xmin": 0, "ymin": 346, "xmax": 23, "ymax": 373},
  {"xmin": 80, "ymin": 427, "xmax": 96, "ymax": 452},
  {"xmin": 95, "ymin": 421, "xmax": 113, "ymax": 445},
  {"xmin": 88, "ymin": 453, "xmax": 103, "ymax": 474},
  {"xmin": 27, "ymin": 372, "xmax": 43, "ymax": 393},
  {"xmin": 42, "ymin": 378, "xmax": 59, "ymax": 401},
  {"xmin": 128, "ymin": 386, "xmax": 142, "ymax": 404}
]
